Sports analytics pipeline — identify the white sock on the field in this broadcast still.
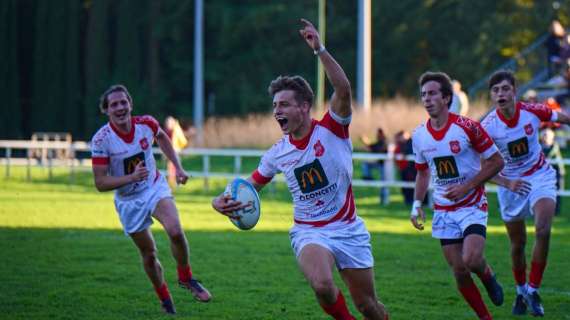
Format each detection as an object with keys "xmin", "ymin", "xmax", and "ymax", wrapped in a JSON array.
[
  {"xmin": 527, "ymin": 284, "xmax": 538, "ymax": 294},
  {"xmin": 516, "ymin": 284, "xmax": 527, "ymax": 295}
]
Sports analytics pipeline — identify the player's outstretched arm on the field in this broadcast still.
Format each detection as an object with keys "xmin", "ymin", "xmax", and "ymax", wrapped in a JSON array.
[
  {"xmin": 410, "ymin": 168, "xmax": 429, "ymax": 231},
  {"xmin": 156, "ymin": 128, "xmax": 189, "ymax": 185},
  {"xmin": 299, "ymin": 18, "xmax": 351, "ymax": 118}
]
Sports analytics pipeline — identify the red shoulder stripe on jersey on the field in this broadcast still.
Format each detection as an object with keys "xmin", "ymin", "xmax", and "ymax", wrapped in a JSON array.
[
  {"xmin": 496, "ymin": 103, "xmax": 521, "ymax": 128},
  {"xmin": 318, "ymin": 111, "xmax": 350, "ymax": 139},
  {"xmin": 92, "ymin": 157, "xmax": 109, "ymax": 165},
  {"xmin": 426, "ymin": 113, "xmax": 456, "ymax": 141},
  {"xmin": 294, "ymin": 185, "xmax": 355, "ymax": 227},
  {"xmin": 252, "ymin": 169, "xmax": 272, "ymax": 185},
  {"xmin": 134, "ymin": 115, "xmax": 160, "ymax": 136},
  {"xmin": 454, "ymin": 115, "xmax": 494, "ymax": 153},
  {"xmin": 109, "ymin": 118, "xmax": 136, "ymax": 143},
  {"xmin": 415, "ymin": 162, "xmax": 429, "ymax": 170},
  {"xmin": 433, "ymin": 186, "xmax": 485, "ymax": 212},
  {"xmin": 289, "ymin": 119, "xmax": 317, "ymax": 150},
  {"xmin": 522, "ymin": 152, "xmax": 546, "ymax": 177},
  {"xmin": 519, "ymin": 101, "xmax": 553, "ymax": 122}
]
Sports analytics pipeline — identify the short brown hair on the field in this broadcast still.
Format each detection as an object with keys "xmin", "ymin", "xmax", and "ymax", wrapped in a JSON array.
[
  {"xmin": 419, "ymin": 71, "xmax": 453, "ymax": 108},
  {"xmin": 99, "ymin": 84, "xmax": 133, "ymax": 113},
  {"xmin": 488, "ymin": 70, "xmax": 516, "ymax": 90},
  {"xmin": 268, "ymin": 75, "xmax": 314, "ymax": 107}
]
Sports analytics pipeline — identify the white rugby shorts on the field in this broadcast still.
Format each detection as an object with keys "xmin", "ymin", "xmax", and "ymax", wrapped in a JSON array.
[
  {"xmin": 432, "ymin": 204, "xmax": 488, "ymax": 240},
  {"xmin": 114, "ymin": 175, "xmax": 173, "ymax": 235},
  {"xmin": 497, "ymin": 166, "xmax": 557, "ymax": 222},
  {"xmin": 289, "ymin": 217, "xmax": 373, "ymax": 270}
]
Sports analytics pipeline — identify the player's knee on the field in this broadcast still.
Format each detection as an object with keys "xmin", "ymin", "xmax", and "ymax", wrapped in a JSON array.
[
  {"xmin": 462, "ymin": 254, "xmax": 483, "ymax": 271},
  {"xmin": 311, "ymin": 279, "xmax": 335, "ymax": 299}
]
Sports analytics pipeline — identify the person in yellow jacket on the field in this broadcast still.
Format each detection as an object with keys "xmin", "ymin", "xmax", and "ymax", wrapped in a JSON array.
[{"xmin": 165, "ymin": 116, "xmax": 188, "ymax": 189}]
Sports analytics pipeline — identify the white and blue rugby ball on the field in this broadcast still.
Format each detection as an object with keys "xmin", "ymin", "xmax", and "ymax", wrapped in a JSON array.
[{"xmin": 227, "ymin": 178, "xmax": 261, "ymax": 230}]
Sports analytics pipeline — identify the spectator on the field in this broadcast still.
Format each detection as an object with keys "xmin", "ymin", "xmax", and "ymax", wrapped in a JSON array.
[
  {"xmin": 394, "ymin": 130, "xmax": 415, "ymax": 205},
  {"xmin": 449, "ymin": 80, "xmax": 470, "ymax": 116},
  {"xmin": 545, "ymin": 20, "xmax": 568, "ymax": 77},
  {"xmin": 360, "ymin": 128, "xmax": 389, "ymax": 205},
  {"xmin": 164, "ymin": 116, "xmax": 189, "ymax": 189},
  {"xmin": 541, "ymin": 128, "xmax": 565, "ymax": 215},
  {"xmin": 553, "ymin": 64, "xmax": 570, "ymax": 107}
]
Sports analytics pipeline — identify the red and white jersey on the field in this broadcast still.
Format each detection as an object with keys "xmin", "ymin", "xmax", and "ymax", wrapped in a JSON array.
[
  {"xmin": 481, "ymin": 102, "xmax": 558, "ymax": 178},
  {"xmin": 412, "ymin": 113, "xmax": 499, "ymax": 211},
  {"xmin": 91, "ymin": 115, "xmax": 161, "ymax": 198},
  {"xmin": 252, "ymin": 111, "xmax": 356, "ymax": 229}
]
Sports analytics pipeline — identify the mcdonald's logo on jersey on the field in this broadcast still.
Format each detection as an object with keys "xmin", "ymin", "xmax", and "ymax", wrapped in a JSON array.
[
  {"xmin": 507, "ymin": 137, "xmax": 529, "ymax": 158},
  {"xmin": 434, "ymin": 156, "xmax": 459, "ymax": 179},
  {"xmin": 123, "ymin": 152, "xmax": 145, "ymax": 175},
  {"xmin": 294, "ymin": 158, "xmax": 329, "ymax": 193}
]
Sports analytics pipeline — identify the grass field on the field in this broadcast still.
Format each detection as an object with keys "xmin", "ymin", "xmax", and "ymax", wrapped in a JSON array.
[{"xmin": 1, "ymin": 165, "xmax": 569, "ymax": 319}]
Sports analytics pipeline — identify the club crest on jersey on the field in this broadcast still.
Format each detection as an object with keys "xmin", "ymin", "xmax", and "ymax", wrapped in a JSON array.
[
  {"xmin": 139, "ymin": 137, "xmax": 149, "ymax": 150},
  {"xmin": 313, "ymin": 140, "xmax": 325, "ymax": 157},
  {"xmin": 449, "ymin": 140, "xmax": 461, "ymax": 154},
  {"xmin": 524, "ymin": 123, "xmax": 533, "ymax": 135}
]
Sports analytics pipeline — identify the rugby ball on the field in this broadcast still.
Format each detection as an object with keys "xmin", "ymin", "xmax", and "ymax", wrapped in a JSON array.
[{"xmin": 227, "ymin": 178, "xmax": 261, "ymax": 230}]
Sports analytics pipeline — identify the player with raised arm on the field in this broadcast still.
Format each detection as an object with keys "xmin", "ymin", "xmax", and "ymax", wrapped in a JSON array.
[
  {"xmin": 91, "ymin": 85, "xmax": 211, "ymax": 315},
  {"xmin": 481, "ymin": 70, "xmax": 570, "ymax": 316},
  {"xmin": 212, "ymin": 19, "xmax": 389, "ymax": 320},
  {"xmin": 410, "ymin": 72, "xmax": 505, "ymax": 320}
]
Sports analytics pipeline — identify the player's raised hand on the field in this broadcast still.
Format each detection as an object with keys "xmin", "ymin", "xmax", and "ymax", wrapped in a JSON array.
[
  {"xmin": 131, "ymin": 161, "xmax": 149, "ymax": 182},
  {"xmin": 211, "ymin": 194, "xmax": 249, "ymax": 217},
  {"xmin": 506, "ymin": 178, "xmax": 532, "ymax": 196},
  {"xmin": 299, "ymin": 18, "xmax": 322, "ymax": 51},
  {"xmin": 410, "ymin": 205, "xmax": 426, "ymax": 231}
]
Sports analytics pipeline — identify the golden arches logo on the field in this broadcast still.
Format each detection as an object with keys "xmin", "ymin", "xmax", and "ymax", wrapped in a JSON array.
[
  {"xmin": 126, "ymin": 158, "xmax": 142, "ymax": 174},
  {"xmin": 510, "ymin": 141, "xmax": 528, "ymax": 156},
  {"xmin": 300, "ymin": 168, "xmax": 323, "ymax": 189},
  {"xmin": 437, "ymin": 160, "xmax": 456, "ymax": 175}
]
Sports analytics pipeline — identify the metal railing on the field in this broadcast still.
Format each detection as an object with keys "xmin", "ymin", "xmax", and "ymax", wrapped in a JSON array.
[{"xmin": 1, "ymin": 139, "xmax": 569, "ymax": 196}]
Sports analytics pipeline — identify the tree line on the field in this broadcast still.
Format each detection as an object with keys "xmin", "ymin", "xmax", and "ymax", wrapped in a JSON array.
[{"xmin": 1, "ymin": 0, "xmax": 568, "ymax": 140}]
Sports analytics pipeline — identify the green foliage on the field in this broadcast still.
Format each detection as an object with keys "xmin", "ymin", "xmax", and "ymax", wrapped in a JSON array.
[{"xmin": 3, "ymin": 0, "xmax": 570, "ymax": 140}]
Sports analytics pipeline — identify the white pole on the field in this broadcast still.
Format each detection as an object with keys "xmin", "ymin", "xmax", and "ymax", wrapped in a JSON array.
[
  {"xmin": 357, "ymin": 0, "xmax": 372, "ymax": 111},
  {"xmin": 193, "ymin": 0, "xmax": 204, "ymax": 145}
]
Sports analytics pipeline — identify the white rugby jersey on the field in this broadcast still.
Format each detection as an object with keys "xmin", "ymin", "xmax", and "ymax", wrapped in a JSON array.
[
  {"xmin": 412, "ymin": 113, "xmax": 499, "ymax": 211},
  {"xmin": 252, "ymin": 111, "xmax": 356, "ymax": 229},
  {"xmin": 481, "ymin": 102, "xmax": 557, "ymax": 178},
  {"xmin": 91, "ymin": 115, "xmax": 161, "ymax": 198}
]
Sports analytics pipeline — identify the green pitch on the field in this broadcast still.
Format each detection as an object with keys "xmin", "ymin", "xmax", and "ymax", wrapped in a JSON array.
[{"xmin": 0, "ymin": 166, "xmax": 569, "ymax": 319}]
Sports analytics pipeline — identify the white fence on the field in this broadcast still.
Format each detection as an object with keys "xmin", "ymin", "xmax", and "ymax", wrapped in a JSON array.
[{"xmin": 1, "ymin": 139, "xmax": 569, "ymax": 196}]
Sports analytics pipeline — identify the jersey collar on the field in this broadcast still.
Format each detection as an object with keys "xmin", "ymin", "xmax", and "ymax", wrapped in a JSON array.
[
  {"xmin": 427, "ymin": 112, "xmax": 457, "ymax": 141},
  {"xmin": 289, "ymin": 119, "xmax": 317, "ymax": 150},
  {"xmin": 109, "ymin": 118, "xmax": 136, "ymax": 143},
  {"xmin": 496, "ymin": 102, "xmax": 520, "ymax": 128}
]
